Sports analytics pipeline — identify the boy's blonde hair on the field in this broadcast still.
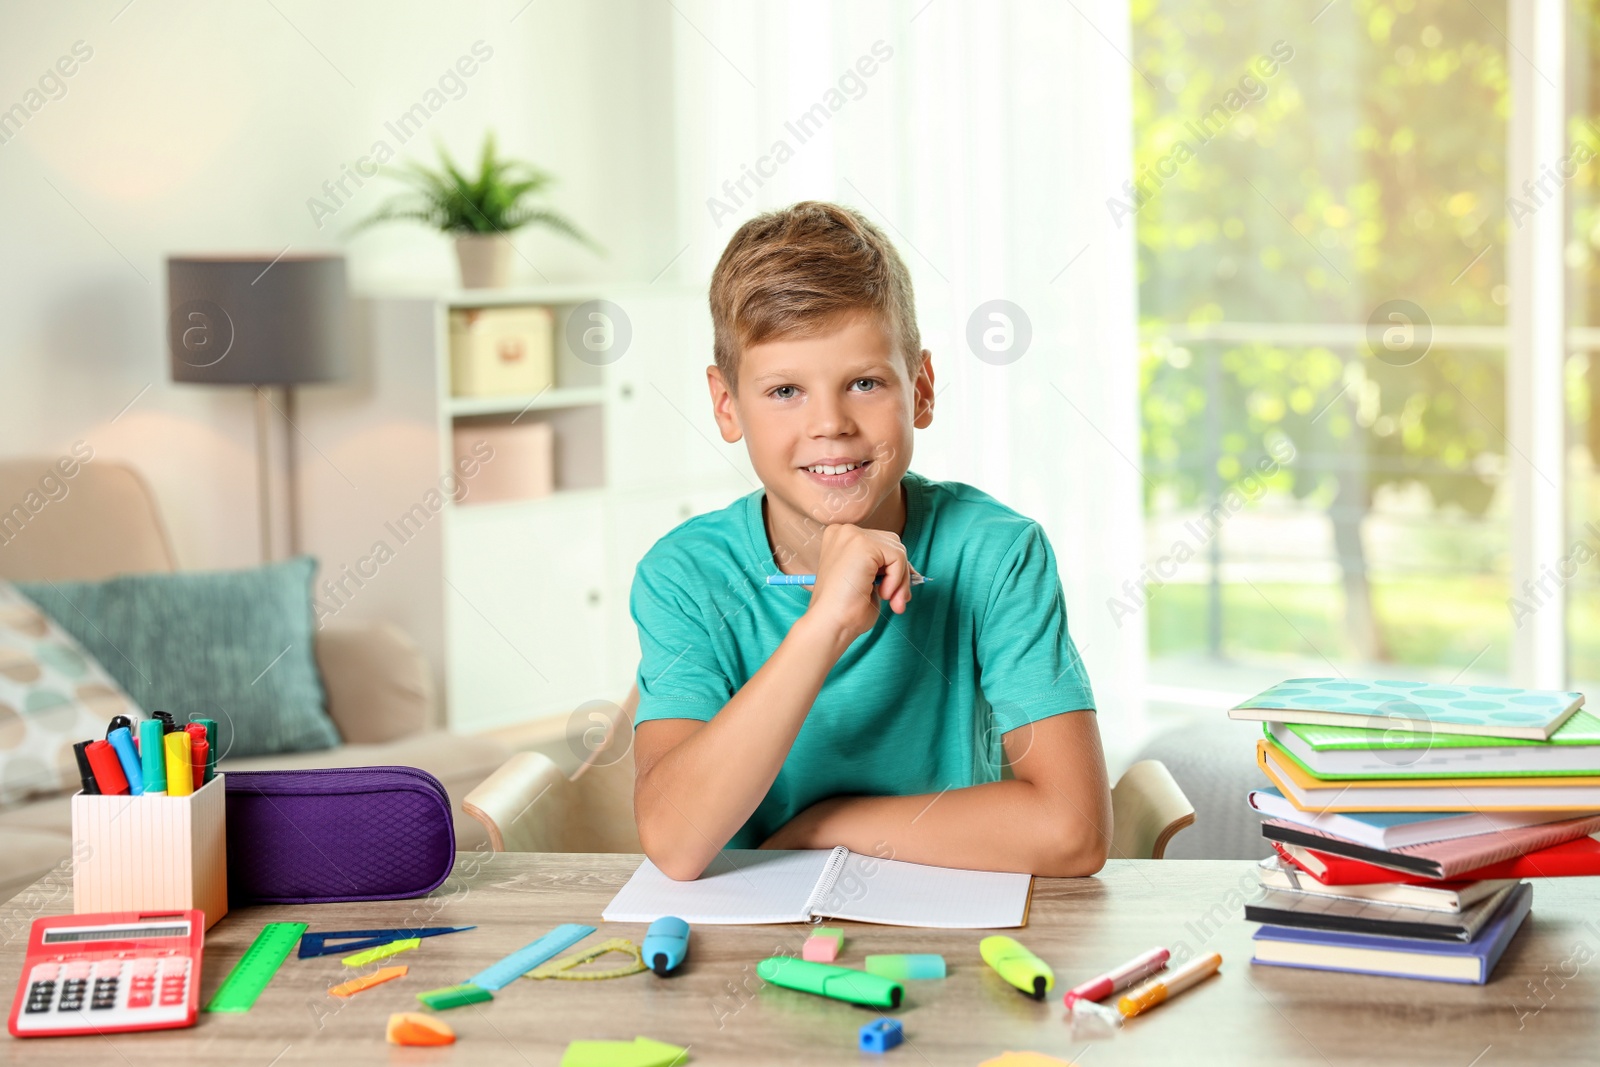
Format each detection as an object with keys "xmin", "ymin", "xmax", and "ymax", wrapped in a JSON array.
[{"xmin": 708, "ymin": 201, "xmax": 922, "ymax": 396}]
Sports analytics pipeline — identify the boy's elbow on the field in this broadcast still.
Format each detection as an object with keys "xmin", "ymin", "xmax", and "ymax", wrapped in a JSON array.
[
  {"xmin": 636, "ymin": 817, "xmax": 713, "ymax": 882},
  {"xmin": 1033, "ymin": 803, "xmax": 1110, "ymax": 877}
]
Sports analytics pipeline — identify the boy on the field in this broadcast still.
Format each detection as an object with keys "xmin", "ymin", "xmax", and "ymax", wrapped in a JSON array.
[{"xmin": 631, "ymin": 201, "xmax": 1110, "ymax": 882}]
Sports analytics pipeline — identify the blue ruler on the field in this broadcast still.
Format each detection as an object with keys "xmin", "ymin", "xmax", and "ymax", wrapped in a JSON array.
[{"xmin": 468, "ymin": 923, "xmax": 595, "ymax": 990}]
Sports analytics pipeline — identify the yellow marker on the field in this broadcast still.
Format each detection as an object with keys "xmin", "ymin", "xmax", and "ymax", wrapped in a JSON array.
[
  {"xmin": 342, "ymin": 938, "xmax": 420, "ymax": 967},
  {"xmin": 980, "ymin": 935, "xmax": 1054, "ymax": 1000},
  {"xmin": 1117, "ymin": 952, "xmax": 1221, "ymax": 1017},
  {"xmin": 164, "ymin": 732, "xmax": 194, "ymax": 796}
]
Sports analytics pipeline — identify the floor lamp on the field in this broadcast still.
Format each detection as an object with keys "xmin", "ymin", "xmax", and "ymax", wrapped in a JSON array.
[{"xmin": 166, "ymin": 255, "xmax": 349, "ymax": 562}]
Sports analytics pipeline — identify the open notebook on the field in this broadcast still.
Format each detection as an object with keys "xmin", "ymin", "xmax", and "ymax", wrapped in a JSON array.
[{"xmin": 601, "ymin": 848, "xmax": 1033, "ymax": 928}]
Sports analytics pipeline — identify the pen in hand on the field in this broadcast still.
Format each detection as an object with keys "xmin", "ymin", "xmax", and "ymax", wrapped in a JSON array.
[{"xmin": 766, "ymin": 573, "xmax": 929, "ymax": 587}]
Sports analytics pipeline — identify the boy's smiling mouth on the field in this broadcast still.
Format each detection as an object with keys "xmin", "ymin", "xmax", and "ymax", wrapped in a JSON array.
[{"xmin": 799, "ymin": 457, "xmax": 872, "ymax": 487}]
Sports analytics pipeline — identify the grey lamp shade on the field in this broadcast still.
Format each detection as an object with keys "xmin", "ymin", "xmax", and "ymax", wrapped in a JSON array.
[{"xmin": 166, "ymin": 255, "xmax": 349, "ymax": 385}]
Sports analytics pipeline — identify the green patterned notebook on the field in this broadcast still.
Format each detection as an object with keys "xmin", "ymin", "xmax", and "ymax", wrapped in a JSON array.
[{"xmin": 1229, "ymin": 678, "xmax": 1585, "ymax": 741}]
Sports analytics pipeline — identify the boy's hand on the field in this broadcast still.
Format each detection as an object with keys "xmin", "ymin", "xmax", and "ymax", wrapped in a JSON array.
[{"xmin": 804, "ymin": 523, "xmax": 920, "ymax": 641}]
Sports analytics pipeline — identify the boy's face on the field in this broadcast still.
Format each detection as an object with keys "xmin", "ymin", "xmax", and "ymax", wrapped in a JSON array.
[{"xmin": 708, "ymin": 310, "xmax": 935, "ymax": 551}]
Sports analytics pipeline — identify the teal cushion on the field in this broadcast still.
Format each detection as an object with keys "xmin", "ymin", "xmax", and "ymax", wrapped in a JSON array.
[{"xmin": 16, "ymin": 556, "xmax": 339, "ymax": 759}]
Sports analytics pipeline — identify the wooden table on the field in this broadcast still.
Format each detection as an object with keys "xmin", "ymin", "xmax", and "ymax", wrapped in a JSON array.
[{"xmin": 1, "ymin": 854, "xmax": 1595, "ymax": 1064}]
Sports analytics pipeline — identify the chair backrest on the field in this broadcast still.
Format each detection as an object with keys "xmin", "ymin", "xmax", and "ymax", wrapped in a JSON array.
[
  {"xmin": 464, "ymin": 686, "xmax": 642, "ymax": 854},
  {"xmin": 0, "ymin": 459, "xmax": 176, "ymax": 580},
  {"xmin": 1110, "ymin": 759, "xmax": 1196, "ymax": 860},
  {"xmin": 469, "ymin": 686, "xmax": 1195, "ymax": 862}
]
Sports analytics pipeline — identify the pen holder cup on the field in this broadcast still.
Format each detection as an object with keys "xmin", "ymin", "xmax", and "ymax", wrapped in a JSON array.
[{"xmin": 70, "ymin": 773, "xmax": 229, "ymax": 930}]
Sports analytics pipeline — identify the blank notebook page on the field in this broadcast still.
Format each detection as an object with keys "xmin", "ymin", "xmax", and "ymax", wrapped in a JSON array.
[
  {"xmin": 601, "ymin": 849, "xmax": 831, "ymax": 924},
  {"xmin": 815, "ymin": 851, "xmax": 1032, "ymax": 928}
]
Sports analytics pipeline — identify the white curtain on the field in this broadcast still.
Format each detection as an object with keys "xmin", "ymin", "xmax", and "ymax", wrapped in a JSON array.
[{"xmin": 669, "ymin": 0, "xmax": 1149, "ymax": 762}]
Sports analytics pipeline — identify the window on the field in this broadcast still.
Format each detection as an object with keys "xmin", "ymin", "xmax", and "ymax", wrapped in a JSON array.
[{"xmin": 1132, "ymin": 1, "xmax": 1521, "ymax": 698}]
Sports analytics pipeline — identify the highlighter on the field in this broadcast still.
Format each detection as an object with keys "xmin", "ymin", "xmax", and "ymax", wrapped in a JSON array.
[
  {"xmin": 84, "ymin": 740, "xmax": 130, "ymax": 796},
  {"xmin": 139, "ymin": 719, "xmax": 167, "ymax": 796},
  {"xmin": 106, "ymin": 726, "xmax": 144, "ymax": 796},
  {"xmin": 642, "ymin": 916, "xmax": 690, "ymax": 975},
  {"xmin": 755, "ymin": 957, "xmax": 902, "ymax": 1009},
  {"xmin": 164, "ymin": 732, "xmax": 194, "ymax": 796},
  {"xmin": 980, "ymin": 935, "xmax": 1054, "ymax": 1000}
]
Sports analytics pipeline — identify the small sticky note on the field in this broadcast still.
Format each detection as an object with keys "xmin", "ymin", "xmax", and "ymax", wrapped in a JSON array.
[
  {"xmin": 330, "ymin": 965, "xmax": 408, "ymax": 998},
  {"xmin": 977, "ymin": 1053, "xmax": 1078, "ymax": 1067},
  {"xmin": 560, "ymin": 1035, "xmax": 689, "ymax": 1067},
  {"xmin": 342, "ymin": 937, "xmax": 420, "ymax": 967}
]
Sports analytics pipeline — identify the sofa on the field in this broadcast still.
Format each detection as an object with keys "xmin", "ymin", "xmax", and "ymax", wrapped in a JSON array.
[{"xmin": 0, "ymin": 459, "xmax": 513, "ymax": 902}]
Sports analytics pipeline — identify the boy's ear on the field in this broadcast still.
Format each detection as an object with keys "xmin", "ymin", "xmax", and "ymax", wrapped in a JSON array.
[
  {"xmin": 708, "ymin": 365, "xmax": 744, "ymax": 443},
  {"xmin": 913, "ymin": 349, "xmax": 935, "ymax": 430}
]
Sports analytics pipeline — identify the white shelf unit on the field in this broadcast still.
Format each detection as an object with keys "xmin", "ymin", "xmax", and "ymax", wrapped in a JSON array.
[{"xmin": 334, "ymin": 285, "xmax": 757, "ymax": 737}]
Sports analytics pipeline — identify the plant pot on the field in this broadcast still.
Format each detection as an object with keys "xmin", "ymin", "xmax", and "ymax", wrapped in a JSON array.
[{"xmin": 455, "ymin": 234, "xmax": 514, "ymax": 289}]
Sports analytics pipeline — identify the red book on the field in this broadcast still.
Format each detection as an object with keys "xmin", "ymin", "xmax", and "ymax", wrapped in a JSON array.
[{"xmin": 1273, "ymin": 834, "xmax": 1600, "ymax": 886}]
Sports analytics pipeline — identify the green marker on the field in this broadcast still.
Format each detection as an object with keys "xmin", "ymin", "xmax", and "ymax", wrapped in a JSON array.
[
  {"xmin": 981, "ymin": 936, "xmax": 1054, "ymax": 1000},
  {"xmin": 755, "ymin": 957, "xmax": 902, "ymax": 1009}
]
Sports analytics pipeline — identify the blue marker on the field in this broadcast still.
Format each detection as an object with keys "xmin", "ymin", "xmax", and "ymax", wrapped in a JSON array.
[
  {"xmin": 642, "ymin": 916, "xmax": 690, "ymax": 976},
  {"xmin": 107, "ymin": 726, "xmax": 144, "ymax": 795},
  {"xmin": 766, "ymin": 573, "xmax": 929, "ymax": 587}
]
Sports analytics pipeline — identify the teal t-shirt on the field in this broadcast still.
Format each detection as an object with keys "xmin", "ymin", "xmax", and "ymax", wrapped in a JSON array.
[{"xmin": 629, "ymin": 469, "xmax": 1096, "ymax": 849}]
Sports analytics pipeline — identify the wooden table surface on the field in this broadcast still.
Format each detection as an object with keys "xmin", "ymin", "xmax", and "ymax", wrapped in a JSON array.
[{"xmin": 1, "ymin": 853, "xmax": 1596, "ymax": 1065}]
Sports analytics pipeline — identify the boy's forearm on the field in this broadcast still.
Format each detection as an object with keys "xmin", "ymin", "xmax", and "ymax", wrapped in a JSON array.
[
  {"xmin": 764, "ymin": 779, "xmax": 1111, "ymax": 877},
  {"xmin": 635, "ymin": 613, "xmax": 855, "ymax": 880}
]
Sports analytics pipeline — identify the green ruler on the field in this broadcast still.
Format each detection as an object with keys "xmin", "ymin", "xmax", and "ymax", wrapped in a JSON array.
[{"xmin": 205, "ymin": 922, "xmax": 308, "ymax": 1012}]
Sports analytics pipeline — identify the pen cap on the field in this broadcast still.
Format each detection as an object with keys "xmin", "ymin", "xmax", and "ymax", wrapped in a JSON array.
[
  {"xmin": 139, "ymin": 718, "xmax": 166, "ymax": 792},
  {"xmin": 72, "ymin": 741, "xmax": 101, "ymax": 795},
  {"xmin": 163, "ymin": 731, "xmax": 194, "ymax": 796},
  {"xmin": 107, "ymin": 726, "xmax": 144, "ymax": 796},
  {"xmin": 105, "ymin": 714, "xmax": 133, "ymax": 737},
  {"xmin": 84, "ymin": 739, "xmax": 130, "ymax": 796}
]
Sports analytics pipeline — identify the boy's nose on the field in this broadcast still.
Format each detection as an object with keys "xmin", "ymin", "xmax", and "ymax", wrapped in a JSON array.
[{"xmin": 808, "ymin": 393, "xmax": 855, "ymax": 437}]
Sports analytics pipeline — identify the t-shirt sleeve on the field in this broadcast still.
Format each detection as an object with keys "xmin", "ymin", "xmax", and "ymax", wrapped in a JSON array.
[
  {"xmin": 977, "ymin": 522, "xmax": 1096, "ymax": 733},
  {"xmin": 629, "ymin": 557, "xmax": 736, "ymax": 725}
]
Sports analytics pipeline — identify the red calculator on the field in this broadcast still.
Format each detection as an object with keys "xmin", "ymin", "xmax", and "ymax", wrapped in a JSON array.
[{"xmin": 8, "ymin": 911, "xmax": 204, "ymax": 1037}]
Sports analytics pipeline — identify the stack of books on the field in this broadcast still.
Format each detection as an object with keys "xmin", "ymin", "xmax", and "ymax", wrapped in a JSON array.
[{"xmin": 1232, "ymin": 678, "xmax": 1600, "ymax": 984}]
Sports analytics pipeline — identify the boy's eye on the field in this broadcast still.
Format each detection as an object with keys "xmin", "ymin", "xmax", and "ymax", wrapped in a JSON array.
[
  {"xmin": 851, "ymin": 378, "xmax": 879, "ymax": 391},
  {"xmin": 770, "ymin": 385, "xmax": 799, "ymax": 400}
]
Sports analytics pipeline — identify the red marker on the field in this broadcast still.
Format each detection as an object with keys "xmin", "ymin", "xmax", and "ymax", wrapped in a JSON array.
[
  {"xmin": 84, "ymin": 739, "xmax": 130, "ymax": 796},
  {"xmin": 1063, "ymin": 946, "xmax": 1169, "ymax": 1007},
  {"xmin": 184, "ymin": 724, "xmax": 208, "ymax": 785}
]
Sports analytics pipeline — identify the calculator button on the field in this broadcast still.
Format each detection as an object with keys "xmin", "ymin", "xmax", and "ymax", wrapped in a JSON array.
[
  {"xmin": 126, "ymin": 992, "xmax": 153, "ymax": 1008},
  {"xmin": 28, "ymin": 965, "xmax": 57, "ymax": 983},
  {"xmin": 24, "ymin": 980, "xmax": 55, "ymax": 1013}
]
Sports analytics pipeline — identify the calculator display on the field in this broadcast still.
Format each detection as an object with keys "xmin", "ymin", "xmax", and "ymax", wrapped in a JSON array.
[{"xmin": 43, "ymin": 924, "xmax": 189, "ymax": 944}]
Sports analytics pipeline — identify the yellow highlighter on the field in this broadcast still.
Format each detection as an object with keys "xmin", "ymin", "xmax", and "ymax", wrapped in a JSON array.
[
  {"xmin": 1118, "ymin": 952, "xmax": 1221, "ymax": 1018},
  {"xmin": 980, "ymin": 935, "xmax": 1054, "ymax": 1000},
  {"xmin": 164, "ymin": 731, "xmax": 194, "ymax": 796}
]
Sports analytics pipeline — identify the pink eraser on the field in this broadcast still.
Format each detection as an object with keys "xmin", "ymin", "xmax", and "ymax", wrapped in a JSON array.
[{"xmin": 803, "ymin": 936, "xmax": 840, "ymax": 962}]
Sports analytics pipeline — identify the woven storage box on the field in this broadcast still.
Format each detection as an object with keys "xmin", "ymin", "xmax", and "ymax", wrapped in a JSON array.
[{"xmin": 453, "ymin": 422, "xmax": 555, "ymax": 504}]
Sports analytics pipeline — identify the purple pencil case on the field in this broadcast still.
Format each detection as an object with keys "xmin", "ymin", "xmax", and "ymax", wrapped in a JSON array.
[{"xmin": 224, "ymin": 766, "xmax": 456, "ymax": 905}]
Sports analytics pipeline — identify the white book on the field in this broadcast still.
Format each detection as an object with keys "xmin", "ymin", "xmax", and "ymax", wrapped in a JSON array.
[
  {"xmin": 601, "ymin": 847, "xmax": 1033, "ymax": 928},
  {"xmin": 1247, "ymin": 787, "xmax": 1575, "ymax": 850},
  {"xmin": 1256, "ymin": 855, "xmax": 1516, "ymax": 914}
]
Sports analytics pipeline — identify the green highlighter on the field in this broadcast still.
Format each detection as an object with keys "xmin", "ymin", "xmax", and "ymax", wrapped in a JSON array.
[
  {"xmin": 755, "ymin": 956, "xmax": 903, "ymax": 1009},
  {"xmin": 980, "ymin": 935, "xmax": 1054, "ymax": 1000}
]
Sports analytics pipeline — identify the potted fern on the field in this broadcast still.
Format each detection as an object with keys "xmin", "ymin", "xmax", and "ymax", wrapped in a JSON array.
[{"xmin": 354, "ymin": 134, "xmax": 599, "ymax": 288}]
